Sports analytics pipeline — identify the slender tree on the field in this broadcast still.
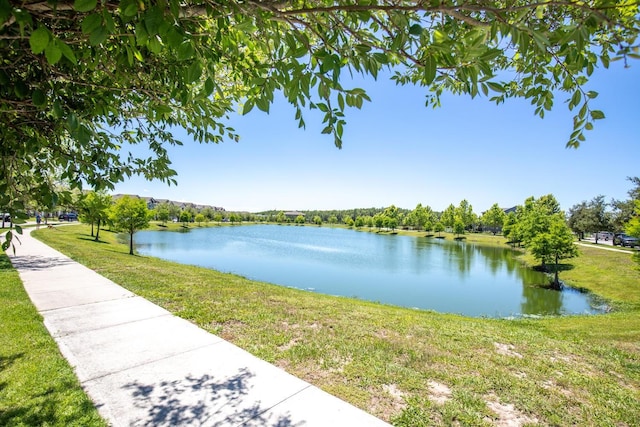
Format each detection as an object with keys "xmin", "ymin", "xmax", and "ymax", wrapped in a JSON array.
[
  {"xmin": 156, "ymin": 204, "xmax": 170, "ymax": 225},
  {"xmin": 179, "ymin": 210, "xmax": 191, "ymax": 227},
  {"xmin": 440, "ymin": 204, "xmax": 456, "ymax": 231},
  {"xmin": 79, "ymin": 191, "xmax": 112, "ymax": 241},
  {"xmin": 567, "ymin": 201, "xmax": 590, "ymax": 240},
  {"xmin": 587, "ymin": 195, "xmax": 612, "ymax": 243},
  {"xmin": 455, "ymin": 199, "xmax": 475, "ymax": 230},
  {"xmin": 109, "ymin": 196, "xmax": 151, "ymax": 255}
]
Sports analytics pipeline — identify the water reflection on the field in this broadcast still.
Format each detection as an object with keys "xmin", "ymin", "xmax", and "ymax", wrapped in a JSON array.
[{"xmin": 133, "ymin": 225, "xmax": 604, "ymax": 318}]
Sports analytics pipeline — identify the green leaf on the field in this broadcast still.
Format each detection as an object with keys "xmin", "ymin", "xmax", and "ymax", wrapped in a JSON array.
[
  {"xmin": 409, "ymin": 24, "xmax": 422, "ymax": 36},
  {"xmin": 165, "ymin": 27, "xmax": 184, "ymax": 49},
  {"xmin": 89, "ymin": 26, "xmax": 108, "ymax": 46},
  {"xmin": 144, "ymin": 7, "xmax": 164, "ymax": 36},
  {"xmin": 242, "ymin": 100, "xmax": 254, "ymax": 115},
  {"xmin": 148, "ymin": 36, "xmax": 163, "ymax": 54},
  {"xmin": 590, "ymin": 110, "xmax": 605, "ymax": 120},
  {"xmin": 32, "ymin": 89, "xmax": 46, "ymax": 107},
  {"xmin": 67, "ymin": 113, "xmax": 79, "ymax": 130},
  {"xmin": 74, "ymin": 0, "xmax": 97, "ymax": 13},
  {"xmin": 81, "ymin": 14, "xmax": 102, "ymax": 34},
  {"xmin": 373, "ymin": 53, "xmax": 389, "ymax": 64},
  {"xmin": 177, "ymin": 43, "xmax": 195, "ymax": 60},
  {"xmin": 29, "ymin": 27, "xmax": 50, "ymax": 54},
  {"xmin": 52, "ymin": 100, "xmax": 63, "ymax": 118},
  {"xmin": 256, "ymin": 97, "xmax": 270, "ymax": 113},
  {"xmin": 487, "ymin": 82, "xmax": 504, "ymax": 93},
  {"xmin": 58, "ymin": 41, "xmax": 77, "ymax": 64},
  {"xmin": 355, "ymin": 44, "xmax": 371, "ymax": 54},
  {"xmin": 204, "ymin": 78, "xmax": 214, "ymax": 97},
  {"xmin": 531, "ymin": 31, "xmax": 549, "ymax": 49},
  {"xmin": 337, "ymin": 93, "xmax": 345, "ymax": 111},
  {"xmin": 570, "ymin": 90, "xmax": 581, "ymax": 110},
  {"xmin": 423, "ymin": 56, "xmax": 436, "ymax": 85},
  {"xmin": 186, "ymin": 61, "xmax": 202, "ymax": 83},
  {"xmin": 45, "ymin": 43, "xmax": 62, "ymax": 64},
  {"xmin": 103, "ymin": 9, "xmax": 115, "ymax": 32},
  {"xmin": 120, "ymin": 0, "xmax": 139, "ymax": 17},
  {"xmin": 0, "ymin": 0, "xmax": 12, "ymax": 25}
]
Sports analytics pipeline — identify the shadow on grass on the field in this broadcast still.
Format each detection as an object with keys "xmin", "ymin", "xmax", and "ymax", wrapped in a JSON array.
[
  {"xmin": 78, "ymin": 237, "xmax": 110, "ymax": 244},
  {"xmin": 0, "ymin": 255, "xmax": 14, "ymax": 270},
  {"xmin": 533, "ymin": 263, "xmax": 576, "ymax": 273},
  {"xmin": 123, "ymin": 369, "xmax": 303, "ymax": 426},
  {"xmin": 0, "ymin": 382, "xmax": 101, "ymax": 426},
  {"xmin": 0, "ymin": 355, "xmax": 17, "ymax": 398}
]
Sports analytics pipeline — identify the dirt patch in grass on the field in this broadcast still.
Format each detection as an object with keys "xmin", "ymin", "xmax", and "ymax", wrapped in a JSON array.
[
  {"xmin": 428, "ymin": 380, "xmax": 452, "ymax": 405},
  {"xmin": 370, "ymin": 383, "xmax": 407, "ymax": 420},
  {"xmin": 485, "ymin": 395, "xmax": 538, "ymax": 426},
  {"xmin": 494, "ymin": 342, "xmax": 523, "ymax": 358},
  {"xmin": 211, "ymin": 319, "xmax": 247, "ymax": 340}
]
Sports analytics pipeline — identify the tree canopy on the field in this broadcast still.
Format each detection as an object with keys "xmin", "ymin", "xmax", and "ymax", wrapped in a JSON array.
[{"xmin": 1, "ymin": 0, "xmax": 639, "ymax": 244}]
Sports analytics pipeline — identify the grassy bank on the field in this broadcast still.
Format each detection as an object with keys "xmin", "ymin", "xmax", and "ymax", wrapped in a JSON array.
[
  {"xmin": 27, "ymin": 225, "xmax": 640, "ymax": 425},
  {"xmin": 0, "ymin": 254, "xmax": 106, "ymax": 426}
]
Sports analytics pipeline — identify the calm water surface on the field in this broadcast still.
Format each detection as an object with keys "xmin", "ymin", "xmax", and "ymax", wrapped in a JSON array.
[{"xmin": 134, "ymin": 225, "xmax": 605, "ymax": 317}]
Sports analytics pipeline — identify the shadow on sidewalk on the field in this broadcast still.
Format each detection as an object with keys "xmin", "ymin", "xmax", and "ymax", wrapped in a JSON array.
[
  {"xmin": 7, "ymin": 255, "xmax": 75, "ymax": 271},
  {"xmin": 124, "ymin": 369, "xmax": 304, "ymax": 426}
]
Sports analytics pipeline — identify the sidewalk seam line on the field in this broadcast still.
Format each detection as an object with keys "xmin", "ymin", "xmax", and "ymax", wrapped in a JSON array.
[
  {"xmin": 38, "ymin": 294, "xmax": 138, "ymax": 313},
  {"xmin": 236, "ymin": 384, "xmax": 313, "ymax": 427},
  {"xmin": 80, "ymin": 341, "xmax": 225, "ymax": 384},
  {"xmin": 47, "ymin": 313, "xmax": 174, "ymax": 338}
]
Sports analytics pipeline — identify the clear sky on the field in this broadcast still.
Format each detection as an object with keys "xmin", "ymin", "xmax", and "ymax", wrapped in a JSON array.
[{"xmin": 112, "ymin": 61, "xmax": 639, "ymax": 214}]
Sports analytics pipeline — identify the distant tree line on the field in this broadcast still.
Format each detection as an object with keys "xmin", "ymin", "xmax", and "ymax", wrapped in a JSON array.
[{"xmin": 566, "ymin": 177, "xmax": 640, "ymax": 243}]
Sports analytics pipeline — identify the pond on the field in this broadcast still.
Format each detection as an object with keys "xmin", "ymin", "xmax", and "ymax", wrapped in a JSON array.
[{"xmin": 133, "ymin": 225, "xmax": 605, "ymax": 318}]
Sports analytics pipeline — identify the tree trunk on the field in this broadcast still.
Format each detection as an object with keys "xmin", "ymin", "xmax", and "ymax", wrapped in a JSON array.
[
  {"xmin": 129, "ymin": 231, "xmax": 134, "ymax": 255},
  {"xmin": 91, "ymin": 222, "xmax": 94, "ymax": 237},
  {"xmin": 551, "ymin": 254, "xmax": 561, "ymax": 290},
  {"xmin": 95, "ymin": 219, "xmax": 101, "ymax": 241}
]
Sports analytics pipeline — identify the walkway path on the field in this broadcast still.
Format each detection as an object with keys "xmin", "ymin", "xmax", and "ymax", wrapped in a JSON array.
[
  {"xmin": 575, "ymin": 241, "xmax": 634, "ymax": 254},
  {"xmin": 7, "ymin": 228, "xmax": 390, "ymax": 427}
]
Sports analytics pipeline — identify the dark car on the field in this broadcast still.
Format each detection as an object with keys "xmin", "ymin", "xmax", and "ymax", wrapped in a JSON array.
[
  {"xmin": 58, "ymin": 212, "xmax": 78, "ymax": 221},
  {"xmin": 613, "ymin": 233, "xmax": 639, "ymax": 248}
]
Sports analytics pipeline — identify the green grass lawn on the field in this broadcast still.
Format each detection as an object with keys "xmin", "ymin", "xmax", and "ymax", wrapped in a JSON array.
[
  {"xmin": 0, "ymin": 254, "xmax": 106, "ymax": 426},
  {"xmin": 10, "ymin": 224, "xmax": 640, "ymax": 425}
]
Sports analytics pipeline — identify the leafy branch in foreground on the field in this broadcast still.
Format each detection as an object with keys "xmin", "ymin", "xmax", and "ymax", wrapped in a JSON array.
[{"xmin": 1, "ymin": 0, "xmax": 638, "ymax": 245}]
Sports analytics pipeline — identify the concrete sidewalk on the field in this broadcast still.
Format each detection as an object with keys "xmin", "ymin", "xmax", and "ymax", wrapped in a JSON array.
[{"xmin": 7, "ymin": 229, "xmax": 390, "ymax": 427}]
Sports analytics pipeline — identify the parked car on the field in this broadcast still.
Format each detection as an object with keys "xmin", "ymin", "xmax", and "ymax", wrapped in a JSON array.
[
  {"xmin": 58, "ymin": 212, "xmax": 78, "ymax": 221},
  {"xmin": 613, "ymin": 233, "xmax": 639, "ymax": 248},
  {"xmin": 596, "ymin": 231, "xmax": 614, "ymax": 241},
  {"xmin": 2, "ymin": 213, "xmax": 9, "ymax": 222}
]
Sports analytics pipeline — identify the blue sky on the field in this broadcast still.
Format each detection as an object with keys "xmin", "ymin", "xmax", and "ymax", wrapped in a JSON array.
[{"xmin": 113, "ymin": 61, "xmax": 639, "ymax": 214}]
